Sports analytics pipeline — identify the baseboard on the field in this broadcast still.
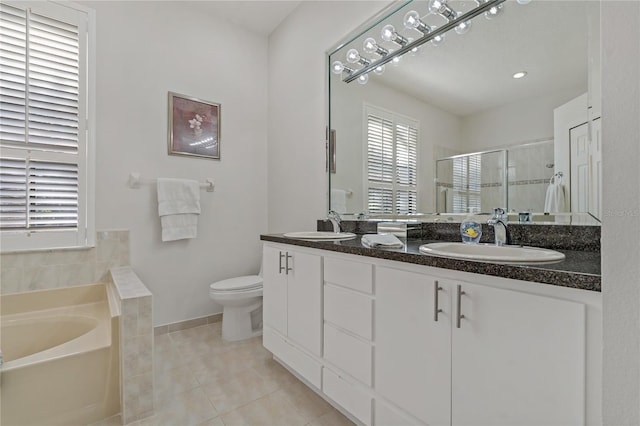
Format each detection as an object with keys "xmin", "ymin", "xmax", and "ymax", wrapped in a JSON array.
[{"xmin": 154, "ymin": 313, "xmax": 222, "ymax": 336}]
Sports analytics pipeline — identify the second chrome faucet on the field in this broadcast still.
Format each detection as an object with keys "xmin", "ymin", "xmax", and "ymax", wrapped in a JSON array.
[{"xmin": 488, "ymin": 207, "xmax": 511, "ymax": 246}]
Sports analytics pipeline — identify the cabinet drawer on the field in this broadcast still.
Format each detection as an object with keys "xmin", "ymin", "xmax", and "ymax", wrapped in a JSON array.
[
  {"xmin": 263, "ymin": 327, "xmax": 322, "ymax": 388},
  {"xmin": 324, "ymin": 284, "xmax": 373, "ymax": 340},
  {"xmin": 374, "ymin": 400, "xmax": 416, "ymax": 426},
  {"xmin": 324, "ymin": 257, "xmax": 373, "ymax": 294},
  {"xmin": 324, "ymin": 324, "xmax": 372, "ymax": 386},
  {"xmin": 323, "ymin": 367, "xmax": 372, "ymax": 426}
]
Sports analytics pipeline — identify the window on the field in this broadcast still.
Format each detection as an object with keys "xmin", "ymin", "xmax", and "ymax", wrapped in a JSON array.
[
  {"xmin": 365, "ymin": 106, "xmax": 418, "ymax": 215},
  {"xmin": 452, "ymin": 154, "xmax": 482, "ymax": 213},
  {"xmin": 0, "ymin": 1, "xmax": 94, "ymax": 251}
]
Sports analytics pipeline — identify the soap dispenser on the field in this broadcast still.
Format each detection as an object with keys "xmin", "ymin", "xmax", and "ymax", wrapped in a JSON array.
[{"xmin": 460, "ymin": 209, "xmax": 482, "ymax": 244}]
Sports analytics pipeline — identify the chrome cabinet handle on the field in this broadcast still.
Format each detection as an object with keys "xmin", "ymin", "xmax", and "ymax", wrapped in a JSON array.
[
  {"xmin": 286, "ymin": 253, "xmax": 293, "ymax": 275},
  {"xmin": 434, "ymin": 281, "xmax": 443, "ymax": 322},
  {"xmin": 456, "ymin": 284, "xmax": 465, "ymax": 329},
  {"xmin": 279, "ymin": 252, "xmax": 286, "ymax": 274}
]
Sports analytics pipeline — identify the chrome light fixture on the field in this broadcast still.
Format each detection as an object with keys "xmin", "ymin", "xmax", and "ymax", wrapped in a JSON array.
[{"xmin": 338, "ymin": 0, "xmax": 508, "ymax": 84}]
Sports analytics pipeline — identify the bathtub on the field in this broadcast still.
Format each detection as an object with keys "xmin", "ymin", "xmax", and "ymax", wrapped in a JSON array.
[{"xmin": 1, "ymin": 284, "xmax": 120, "ymax": 426}]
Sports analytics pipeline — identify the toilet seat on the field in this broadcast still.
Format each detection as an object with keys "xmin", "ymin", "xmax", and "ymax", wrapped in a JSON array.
[{"xmin": 210, "ymin": 275, "xmax": 262, "ymax": 293}]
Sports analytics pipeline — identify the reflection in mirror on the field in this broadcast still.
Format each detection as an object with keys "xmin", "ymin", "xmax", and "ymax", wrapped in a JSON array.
[{"xmin": 328, "ymin": 0, "xmax": 601, "ymax": 222}]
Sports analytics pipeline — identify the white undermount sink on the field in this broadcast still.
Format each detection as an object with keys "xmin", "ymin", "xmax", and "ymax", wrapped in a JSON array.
[
  {"xmin": 419, "ymin": 242, "xmax": 565, "ymax": 264},
  {"xmin": 283, "ymin": 231, "xmax": 356, "ymax": 240}
]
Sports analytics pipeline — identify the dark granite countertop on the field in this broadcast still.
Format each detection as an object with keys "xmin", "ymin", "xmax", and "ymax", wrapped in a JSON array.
[{"xmin": 260, "ymin": 234, "xmax": 601, "ymax": 292}]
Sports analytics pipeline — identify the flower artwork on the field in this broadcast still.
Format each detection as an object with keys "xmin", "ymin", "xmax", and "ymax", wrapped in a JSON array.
[{"xmin": 168, "ymin": 92, "xmax": 221, "ymax": 159}]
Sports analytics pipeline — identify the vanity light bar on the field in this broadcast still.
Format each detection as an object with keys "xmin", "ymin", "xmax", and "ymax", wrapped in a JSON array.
[{"xmin": 343, "ymin": 0, "xmax": 507, "ymax": 83}]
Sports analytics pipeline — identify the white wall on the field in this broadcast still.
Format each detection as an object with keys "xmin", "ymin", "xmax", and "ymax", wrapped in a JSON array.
[
  {"xmin": 461, "ymin": 87, "xmax": 584, "ymax": 152},
  {"xmin": 85, "ymin": 1, "xmax": 268, "ymax": 326},
  {"xmin": 267, "ymin": 1, "xmax": 391, "ymax": 233},
  {"xmin": 602, "ymin": 1, "xmax": 640, "ymax": 423}
]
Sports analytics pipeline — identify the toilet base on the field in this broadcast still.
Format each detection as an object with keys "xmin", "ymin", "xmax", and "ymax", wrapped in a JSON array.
[{"xmin": 221, "ymin": 299, "xmax": 263, "ymax": 342}]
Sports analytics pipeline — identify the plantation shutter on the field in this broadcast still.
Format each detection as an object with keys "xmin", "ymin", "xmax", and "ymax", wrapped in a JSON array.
[
  {"xmin": 395, "ymin": 122, "xmax": 417, "ymax": 214},
  {"xmin": 365, "ymin": 106, "xmax": 418, "ymax": 215},
  {"xmin": 0, "ymin": 1, "xmax": 91, "ymax": 250},
  {"xmin": 452, "ymin": 154, "xmax": 481, "ymax": 213}
]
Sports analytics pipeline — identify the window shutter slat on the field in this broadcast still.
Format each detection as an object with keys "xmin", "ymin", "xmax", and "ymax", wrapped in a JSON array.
[
  {"xmin": 1, "ymin": 3, "xmax": 85, "ymax": 237},
  {"xmin": 366, "ymin": 109, "xmax": 419, "ymax": 215}
]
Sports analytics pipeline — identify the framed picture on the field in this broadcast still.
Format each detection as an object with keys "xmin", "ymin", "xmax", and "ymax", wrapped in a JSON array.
[{"xmin": 168, "ymin": 92, "xmax": 221, "ymax": 160}]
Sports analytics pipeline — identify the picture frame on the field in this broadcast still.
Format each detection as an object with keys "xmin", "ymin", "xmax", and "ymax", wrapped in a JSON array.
[{"xmin": 168, "ymin": 92, "xmax": 221, "ymax": 160}]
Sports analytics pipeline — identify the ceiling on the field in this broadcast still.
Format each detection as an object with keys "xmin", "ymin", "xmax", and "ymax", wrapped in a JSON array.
[
  {"xmin": 185, "ymin": 1, "xmax": 302, "ymax": 36},
  {"xmin": 332, "ymin": 0, "xmax": 591, "ymax": 117}
]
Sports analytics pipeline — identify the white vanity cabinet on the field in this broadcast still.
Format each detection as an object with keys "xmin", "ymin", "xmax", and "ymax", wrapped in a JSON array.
[
  {"xmin": 262, "ymin": 244, "xmax": 323, "ymax": 387},
  {"xmin": 261, "ymin": 242, "xmax": 602, "ymax": 426},
  {"xmin": 375, "ymin": 264, "xmax": 593, "ymax": 426}
]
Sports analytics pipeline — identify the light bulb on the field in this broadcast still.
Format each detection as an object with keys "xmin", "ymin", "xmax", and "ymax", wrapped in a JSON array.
[
  {"xmin": 392, "ymin": 55, "xmax": 401, "ymax": 66},
  {"xmin": 331, "ymin": 61, "xmax": 345, "ymax": 74},
  {"xmin": 516, "ymin": 0, "xmax": 531, "ymax": 4},
  {"xmin": 407, "ymin": 37, "xmax": 420, "ymax": 56},
  {"xmin": 455, "ymin": 17, "xmax": 472, "ymax": 35},
  {"xmin": 403, "ymin": 11, "xmax": 420, "ymax": 29},
  {"xmin": 403, "ymin": 10, "xmax": 432, "ymax": 34},
  {"xmin": 431, "ymin": 29, "xmax": 446, "ymax": 47},
  {"xmin": 362, "ymin": 37, "xmax": 388, "ymax": 56},
  {"xmin": 484, "ymin": 4, "xmax": 503, "ymax": 19},
  {"xmin": 363, "ymin": 37, "xmax": 377, "ymax": 53},
  {"xmin": 357, "ymin": 74, "xmax": 369, "ymax": 85},
  {"xmin": 331, "ymin": 61, "xmax": 354, "ymax": 75},
  {"xmin": 428, "ymin": 0, "xmax": 446, "ymax": 14},
  {"xmin": 346, "ymin": 49, "xmax": 360, "ymax": 63},
  {"xmin": 381, "ymin": 24, "xmax": 396, "ymax": 42},
  {"xmin": 381, "ymin": 24, "xmax": 408, "ymax": 46},
  {"xmin": 373, "ymin": 65, "xmax": 385, "ymax": 75}
]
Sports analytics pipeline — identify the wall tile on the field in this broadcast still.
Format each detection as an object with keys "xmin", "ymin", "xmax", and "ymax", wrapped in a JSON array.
[{"xmin": 0, "ymin": 230, "xmax": 130, "ymax": 295}]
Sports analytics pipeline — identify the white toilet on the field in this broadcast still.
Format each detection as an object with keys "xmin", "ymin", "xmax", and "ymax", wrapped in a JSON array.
[{"xmin": 209, "ymin": 274, "xmax": 263, "ymax": 341}]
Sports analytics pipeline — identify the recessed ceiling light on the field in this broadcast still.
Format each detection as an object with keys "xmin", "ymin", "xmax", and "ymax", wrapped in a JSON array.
[{"xmin": 513, "ymin": 71, "xmax": 528, "ymax": 79}]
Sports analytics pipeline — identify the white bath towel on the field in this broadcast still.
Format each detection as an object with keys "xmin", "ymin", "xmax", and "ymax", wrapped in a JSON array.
[
  {"xmin": 361, "ymin": 234, "xmax": 404, "ymax": 249},
  {"xmin": 157, "ymin": 178, "xmax": 201, "ymax": 242},
  {"xmin": 544, "ymin": 181, "xmax": 566, "ymax": 213},
  {"xmin": 331, "ymin": 189, "xmax": 347, "ymax": 214}
]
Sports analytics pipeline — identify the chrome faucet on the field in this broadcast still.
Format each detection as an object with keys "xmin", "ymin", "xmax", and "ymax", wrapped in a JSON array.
[
  {"xmin": 488, "ymin": 207, "xmax": 511, "ymax": 246},
  {"xmin": 327, "ymin": 210, "xmax": 342, "ymax": 233}
]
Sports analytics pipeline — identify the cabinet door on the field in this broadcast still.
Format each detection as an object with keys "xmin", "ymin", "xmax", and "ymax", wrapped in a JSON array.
[
  {"xmin": 287, "ymin": 250, "xmax": 322, "ymax": 356},
  {"xmin": 451, "ymin": 282, "xmax": 586, "ymax": 426},
  {"xmin": 375, "ymin": 266, "xmax": 452, "ymax": 425},
  {"xmin": 262, "ymin": 246, "xmax": 287, "ymax": 335}
]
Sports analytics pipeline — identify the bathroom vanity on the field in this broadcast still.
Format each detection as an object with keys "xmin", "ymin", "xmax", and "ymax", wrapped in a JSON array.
[{"xmin": 260, "ymin": 234, "xmax": 601, "ymax": 426}]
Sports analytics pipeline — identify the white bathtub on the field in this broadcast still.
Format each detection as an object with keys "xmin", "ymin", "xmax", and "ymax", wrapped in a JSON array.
[{"xmin": 1, "ymin": 284, "xmax": 120, "ymax": 426}]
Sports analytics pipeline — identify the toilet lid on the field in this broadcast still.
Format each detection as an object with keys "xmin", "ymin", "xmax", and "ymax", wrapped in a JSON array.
[{"xmin": 210, "ymin": 275, "xmax": 262, "ymax": 292}]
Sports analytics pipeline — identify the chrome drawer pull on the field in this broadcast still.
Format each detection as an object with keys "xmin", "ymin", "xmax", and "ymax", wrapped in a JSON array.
[
  {"xmin": 456, "ymin": 284, "xmax": 466, "ymax": 329},
  {"xmin": 434, "ymin": 281, "xmax": 443, "ymax": 322}
]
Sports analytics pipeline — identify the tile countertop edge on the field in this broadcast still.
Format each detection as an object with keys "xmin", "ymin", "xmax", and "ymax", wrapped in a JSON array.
[{"xmin": 260, "ymin": 234, "xmax": 601, "ymax": 292}]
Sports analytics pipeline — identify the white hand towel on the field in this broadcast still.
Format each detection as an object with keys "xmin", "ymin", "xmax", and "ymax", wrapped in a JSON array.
[
  {"xmin": 157, "ymin": 178, "xmax": 201, "ymax": 242},
  {"xmin": 544, "ymin": 182, "xmax": 567, "ymax": 213},
  {"xmin": 331, "ymin": 189, "xmax": 347, "ymax": 214},
  {"xmin": 361, "ymin": 234, "xmax": 404, "ymax": 249}
]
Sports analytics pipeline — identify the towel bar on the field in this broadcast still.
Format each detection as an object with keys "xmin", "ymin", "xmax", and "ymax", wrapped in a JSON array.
[{"xmin": 127, "ymin": 173, "xmax": 215, "ymax": 192}]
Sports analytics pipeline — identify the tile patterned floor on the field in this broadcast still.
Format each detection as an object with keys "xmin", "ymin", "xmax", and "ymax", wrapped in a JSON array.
[{"xmin": 121, "ymin": 322, "xmax": 353, "ymax": 426}]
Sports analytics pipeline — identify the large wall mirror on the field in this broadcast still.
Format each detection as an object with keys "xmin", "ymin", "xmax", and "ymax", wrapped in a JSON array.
[{"xmin": 328, "ymin": 0, "xmax": 601, "ymax": 223}]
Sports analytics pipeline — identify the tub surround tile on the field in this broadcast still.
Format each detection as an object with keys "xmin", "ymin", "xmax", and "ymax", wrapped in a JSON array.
[
  {"xmin": 0, "ymin": 230, "xmax": 130, "ymax": 295},
  {"xmin": 111, "ymin": 266, "xmax": 155, "ymax": 424}
]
